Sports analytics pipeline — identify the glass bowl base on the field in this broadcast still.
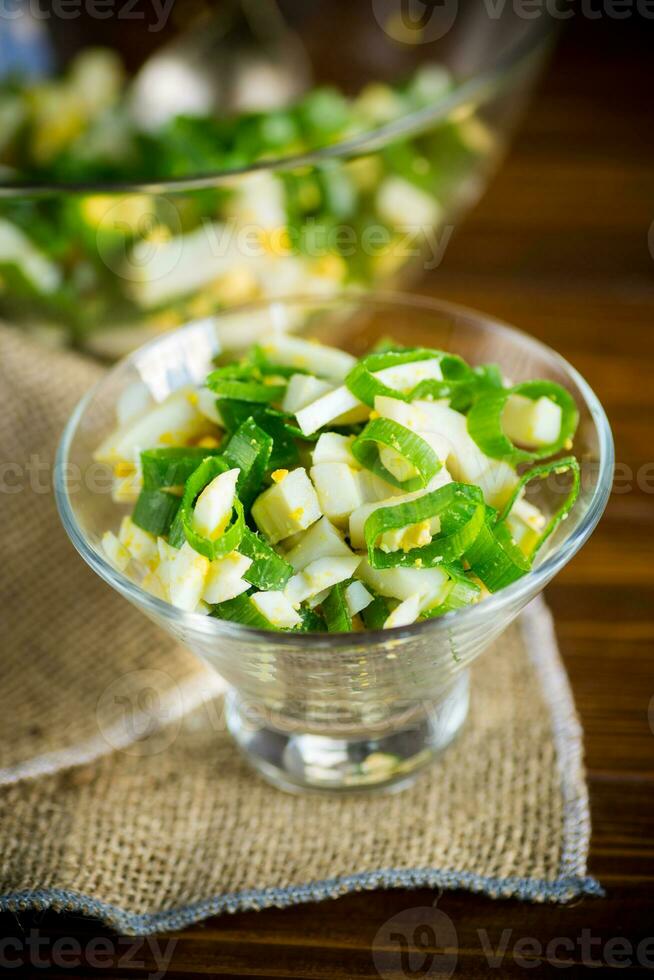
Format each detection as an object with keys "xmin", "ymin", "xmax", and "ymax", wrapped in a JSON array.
[{"xmin": 225, "ymin": 672, "xmax": 470, "ymax": 794}]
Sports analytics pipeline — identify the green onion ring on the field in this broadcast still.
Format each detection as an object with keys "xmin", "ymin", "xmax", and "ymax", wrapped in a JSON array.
[
  {"xmin": 352, "ymin": 417, "xmax": 442, "ymax": 491},
  {"xmin": 467, "ymin": 379, "xmax": 579, "ymax": 465}
]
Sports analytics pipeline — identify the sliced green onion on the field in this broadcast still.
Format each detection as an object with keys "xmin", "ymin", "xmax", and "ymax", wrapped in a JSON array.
[
  {"xmin": 410, "ymin": 362, "xmax": 503, "ymax": 413},
  {"xmin": 298, "ymin": 607, "xmax": 327, "ymax": 632},
  {"xmin": 141, "ymin": 447, "xmax": 222, "ymax": 490},
  {"xmin": 364, "ymin": 483, "xmax": 485, "ymax": 569},
  {"xmin": 255, "ymin": 414, "xmax": 300, "ymax": 470},
  {"xmin": 352, "ymin": 417, "xmax": 441, "ymax": 491},
  {"xmin": 207, "ymin": 376, "xmax": 286, "ymax": 404},
  {"xmin": 464, "ymin": 509, "xmax": 531, "ymax": 592},
  {"xmin": 211, "ymin": 593, "xmax": 277, "ymax": 630},
  {"xmin": 248, "ymin": 345, "xmax": 311, "ymax": 379},
  {"xmin": 497, "ymin": 455, "xmax": 581, "ymax": 559},
  {"xmin": 321, "ymin": 582, "xmax": 352, "ymax": 632},
  {"xmin": 167, "ymin": 507, "xmax": 186, "ymax": 549},
  {"xmin": 217, "ymin": 400, "xmax": 300, "ymax": 469},
  {"xmin": 345, "ymin": 347, "xmax": 459, "ymax": 407},
  {"xmin": 360, "ymin": 592, "xmax": 390, "ymax": 630},
  {"xmin": 239, "ymin": 527, "xmax": 293, "ymax": 590},
  {"xmin": 179, "ymin": 457, "xmax": 245, "ymax": 560},
  {"xmin": 467, "ymin": 380, "xmax": 579, "ymax": 464},
  {"xmin": 420, "ymin": 564, "xmax": 481, "ymax": 618},
  {"xmin": 223, "ymin": 418, "xmax": 273, "ymax": 510},
  {"xmin": 132, "ymin": 489, "xmax": 181, "ymax": 536}
]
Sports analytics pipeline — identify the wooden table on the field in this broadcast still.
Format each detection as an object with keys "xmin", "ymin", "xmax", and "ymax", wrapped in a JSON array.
[{"xmin": 4, "ymin": 17, "xmax": 653, "ymax": 979}]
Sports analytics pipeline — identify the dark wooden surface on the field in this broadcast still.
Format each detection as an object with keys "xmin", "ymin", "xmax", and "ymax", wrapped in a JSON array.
[{"xmin": 3, "ymin": 19, "xmax": 654, "ymax": 980}]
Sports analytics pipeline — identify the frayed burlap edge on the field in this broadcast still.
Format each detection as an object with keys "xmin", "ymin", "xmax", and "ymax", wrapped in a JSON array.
[{"xmin": 0, "ymin": 599, "xmax": 603, "ymax": 936}]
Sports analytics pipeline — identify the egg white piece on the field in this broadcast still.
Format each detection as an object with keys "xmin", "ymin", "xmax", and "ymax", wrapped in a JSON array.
[
  {"xmin": 344, "ymin": 580, "xmax": 373, "ymax": 617},
  {"xmin": 502, "ymin": 393, "xmax": 562, "ymax": 448},
  {"xmin": 101, "ymin": 531, "xmax": 130, "ymax": 571},
  {"xmin": 310, "ymin": 463, "xmax": 365, "ymax": 526},
  {"xmin": 119, "ymin": 516, "xmax": 158, "ymax": 564},
  {"xmin": 168, "ymin": 542, "xmax": 210, "ymax": 612},
  {"xmin": 282, "ymin": 374, "xmax": 334, "ymax": 414},
  {"xmin": 203, "ymin": 552, "xmax": 253, "ymax": 604},
  {"xmin": 193, "ymin": 468, "xmax": 239, "ymax": 540},
  {"xmin": 251, "ymin": 590, "xmax": 302, "ymax": 629},
  {"xmin": 383, "ymin": 594, "xmax": 422, "ymax": 629},
  {"xmin": 251, "ymin": 468, "xmax": 321, "ymax": 543},
  {"xmin": 260, "ymin": 335, "xmax": 356, "ymax": 382},
  {"xmin": 284, "ymin": 516, "xmax": 354, "ymax": 571},
  {"xmin": 358, "ymin": 558, "xmax": 450, "ymax": 607},
  {"xmin": 95, "ymin": 386, "xmax": 210, "ymax": 465},
  {"xmin": 284, "ymin": 555, "xmax": 361, "ymax": 606}
]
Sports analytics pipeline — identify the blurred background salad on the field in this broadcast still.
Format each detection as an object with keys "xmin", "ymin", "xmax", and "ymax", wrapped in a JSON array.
[{"xmin": 0, "ymin": 0, "xmax": 554, "ymax": 358}]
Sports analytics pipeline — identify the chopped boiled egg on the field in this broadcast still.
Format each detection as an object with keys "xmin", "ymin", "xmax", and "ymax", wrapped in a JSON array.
[
  {"xmin": 251, "ymin": 591, "xmax": 302, "ymax": 629},
  {"xmin": 312, "ymin": 432, "xmax": 358, "ymax": 467},
  {"xmin": 373, "ymin": 357, "xmax": 443, "ymax": 394},
  {"xmin": 348, "ymin": 469, "xmax": 451, "ymax": 550},
  {"xmin": 344, "ymin": 581, "xmax": 373, "ymax": 617},
  {"xmin": 310, "ymin": 462, "xmax": 365, "ymax": 526},
  {"xmin": 502, "ymin": 393, "xmax": 562, "ymax": 448},
  {"xmin": 295, "ymin": 385, "xmax": 368, "ymax": 436},
  {"xmin": 118, "ymin": 516, "xmax": 157, "ymax": 564},
  {"xmin": 260, "ymin": 335, "xmax": 356, "ymax": 382},
  {"xmin": 193, "ymin": 468, "xmax": 239, "ymax": 540},
  {"xmin": 116, "ymin": 381, "xmax": 154, "ymax": 427},
  {"xmin": 203, "ymin": 551, "xmax": 253, "ymax": 604},
  {"xmin": 101, "ymin": 531, "xmax": 130, "ymax": 571},
  {"xmin": 251, "ymin": 467, "xmax": 321, "ymax": 543},
  {"xmin": 383, "ymin": 594, "xmax": 422, "ymax": 629},
  {"xmin": 379, "ymin": 517, "xmax": 439, "ymax": 554},
  {"xmin": 94, "ymin": 386, "xmax": 212, "ymax": 466},
  {"xmin": 284, "ymin": 516, "xmax": 354, "ymax": 570},
  {"xmin": 168, "ymin": 542, "xmax": 210, "ymax": 611},
  {"xmin": 196, "ymin": 387, "xmax": 222, "ymax": 425},
  {"xmin": 357, "ymin": 468, "xmax": 404, "ymax": 503},
  {"xmin": 284, "ymin": 555, "xmax": 361, "ymax": 606},
  {"xmin": 358, "ymin": 558, "xmax": 450, "ymax": 607},
  {"xmin": 282, "ymin": 373, "xmax": 333, "ymax": 414},
  {"xmin": 376, "ymin": 176, "xmax": 441, "ymax": 229},
  {"xmin": 141, "ymin": 568, "xmax": 168, "ymax": 601},
  {"xmin": 410, "ymin": 399, "xmax": 519, "ymax": 508}
]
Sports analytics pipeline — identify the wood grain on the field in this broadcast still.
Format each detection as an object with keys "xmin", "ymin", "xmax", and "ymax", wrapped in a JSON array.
[{"xmin": 2, "ymin": 16, "xmax": 653, "ymax": 979}]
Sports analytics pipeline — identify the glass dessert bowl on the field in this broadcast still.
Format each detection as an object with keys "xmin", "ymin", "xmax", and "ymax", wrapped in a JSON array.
[
  {"xmin": 0, "ymin": 2, "xmax": 554, "ymax": 357},
  {"xmin": 55, "ymin": 294, "xmax": 613, "ymax": 793}
]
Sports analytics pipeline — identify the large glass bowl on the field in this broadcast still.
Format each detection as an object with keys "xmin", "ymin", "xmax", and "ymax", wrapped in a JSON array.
[
  {"xmin": 55, "ymin": 293, "xmax": 613, "ymax": 793},
  {"xmin": 0, "ymin": 2, "xmax": 554, "ymax": 357}
]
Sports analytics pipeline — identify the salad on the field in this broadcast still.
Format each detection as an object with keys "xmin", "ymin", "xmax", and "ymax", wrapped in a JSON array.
[
  {"xmin": 97, "ymin": 334, "xmax": 580, "ymax": 632},
  {"xmin": 0, "ymin": 50, "xmax": 491, "ymax": 356}
]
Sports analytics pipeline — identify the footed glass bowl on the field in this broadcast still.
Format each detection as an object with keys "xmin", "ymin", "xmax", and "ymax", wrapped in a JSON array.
[{"xmin": 55, "ymin": 294, "xmax": 613, "ymax": 793}]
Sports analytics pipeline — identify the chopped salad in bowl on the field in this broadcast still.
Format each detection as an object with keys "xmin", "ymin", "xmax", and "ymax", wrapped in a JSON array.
[{"xmin": 96, "ymin": 332, "xmax": 581, "ymax": 633}]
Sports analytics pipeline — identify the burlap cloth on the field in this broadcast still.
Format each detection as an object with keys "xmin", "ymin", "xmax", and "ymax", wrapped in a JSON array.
[{"xmin": 0, "ymin": 326, "xmax": 601, "ymax": 936}]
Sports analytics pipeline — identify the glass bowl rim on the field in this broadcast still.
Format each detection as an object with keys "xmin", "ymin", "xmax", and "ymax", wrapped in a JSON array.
[
  {"xmin": 0, "ymin": 19, "xmax": 554, "ymax": 198},
  {"xmin": 55, "ymin": 289, "xmax": 614, "ymax": 649}
]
